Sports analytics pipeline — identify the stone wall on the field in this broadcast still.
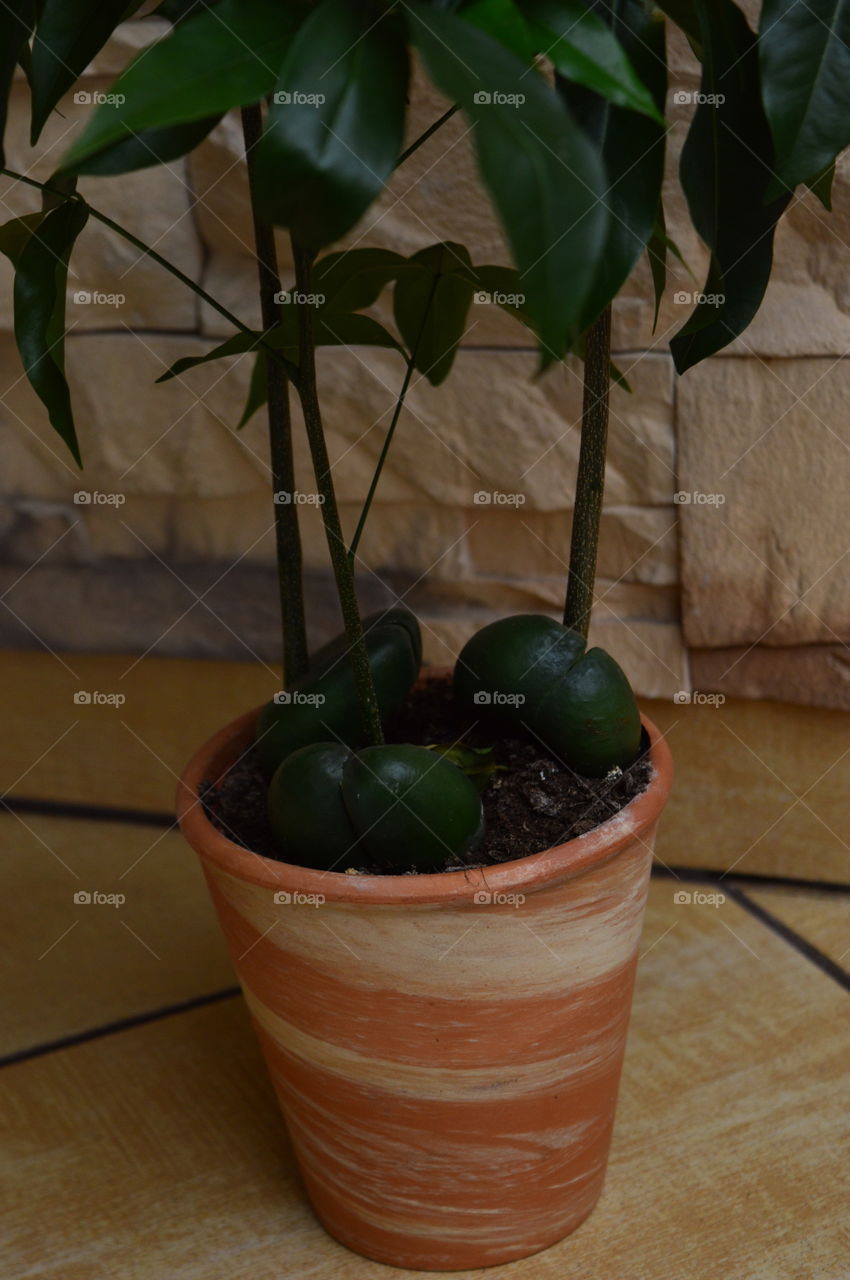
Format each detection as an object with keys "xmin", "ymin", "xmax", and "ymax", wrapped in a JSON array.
[{"xmin": 0, "ymin": 15, "xmax": 847, "ymax": 708}]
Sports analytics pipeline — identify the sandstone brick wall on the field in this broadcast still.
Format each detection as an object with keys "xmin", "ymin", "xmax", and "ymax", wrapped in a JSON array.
[{"xmin": 0, "ymin": 16, "xmax": 847, "ymax": 708}]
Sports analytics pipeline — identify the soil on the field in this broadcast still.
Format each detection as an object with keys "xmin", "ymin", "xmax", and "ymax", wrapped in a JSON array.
[{"xmin": 201, "ymin": 675, "xmax": 652, "ymax": 875}]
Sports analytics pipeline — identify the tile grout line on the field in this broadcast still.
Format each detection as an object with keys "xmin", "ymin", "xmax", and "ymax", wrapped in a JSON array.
[
  {"xmin": 722, "ymin": 884, "xmax": 850, "ymax": 995},
  {"xmin": 0, "ymin": 986, "xmax": 242, "ymax": 1070}
]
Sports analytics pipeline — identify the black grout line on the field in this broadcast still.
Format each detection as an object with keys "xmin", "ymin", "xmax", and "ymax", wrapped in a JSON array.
[
  {"xmin": 651, "ymin": 863, "xmax": 850, "ymax": 895},
  {"xmin": 0, "ymin": 986, "xmax": 242, "ymax": 1070},
  {"xmin": 724, "ymin": 885, "xmax": 850, "ymax": 995},
  {"xmin": 1, "ymin": 796, "xmax": 177, "ymax": 829}
]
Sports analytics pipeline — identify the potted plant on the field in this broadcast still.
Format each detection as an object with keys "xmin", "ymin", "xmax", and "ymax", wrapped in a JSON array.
[{"xmin": 2, "ymin": 0, "xmax": 847, "ymax": 1269}]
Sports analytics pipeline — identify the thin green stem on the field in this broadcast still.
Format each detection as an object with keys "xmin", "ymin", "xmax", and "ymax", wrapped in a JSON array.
[
  {"xmin": 347, "ymin": 272, "xmax": 440, "ymax": 561},
  {"xmin": 0, "ymin": 167, "xmax": 299, "ymax": 384},
  {"xmin": 563, "ymin": 305, "xmax": 611, "ymax": 642},
  {"xmin": 240, "ymin": 105, "xmax": 308, "ymax": 685},
  {"xmin": 395, "ymin": 105, "xmax": 459, "ymax": 170},
  {"xmin": 291, "ymin": 237, "xmax": 383, "ymax": 747}
]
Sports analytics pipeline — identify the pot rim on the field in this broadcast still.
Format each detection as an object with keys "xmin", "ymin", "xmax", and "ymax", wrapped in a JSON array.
[{"xmin": 176, "ymin": 676, "xmax": 673, "ymax": 905}]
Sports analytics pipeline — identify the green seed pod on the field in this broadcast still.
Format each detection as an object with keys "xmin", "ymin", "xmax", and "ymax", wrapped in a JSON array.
[
  {"xmin": 527, "ymin": 648, "xmax": 642, "ymax": 777},
  {"xmin": 342, "ymin": 744, "xmax": 485, "ymax": 871},
  {"xmin": 454, "ymin": 613, "xmax": 584, "ymax": 720},
  {"xmin": 256, "ymin": 608, "xmax": 422, "ymax": 777},
  {"xmin": 267, "ymin": 742, "xmax": 359, "ymax": 870}
]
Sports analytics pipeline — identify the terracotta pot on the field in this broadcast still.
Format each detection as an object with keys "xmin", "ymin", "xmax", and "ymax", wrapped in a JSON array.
[{"xmin": 177, "ymin": 683, "xmax": 672, "ymax": 1271}]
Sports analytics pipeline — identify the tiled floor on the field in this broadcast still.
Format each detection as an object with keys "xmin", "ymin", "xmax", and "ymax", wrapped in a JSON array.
[{"xmin": 2, "ymin": 652, "xmax": 848, "ymax": 1278}]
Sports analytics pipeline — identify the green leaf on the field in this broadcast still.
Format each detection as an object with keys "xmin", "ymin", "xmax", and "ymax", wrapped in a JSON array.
[
  {"xmin": 521, "ymin": 0, "xmax": 666, "ymax": 123},
  {"xmin": 9, "ymin": 200, "xmax": 89, "ymax": 464},
  {"xmin": 72, "ymin": 116, "xmax": 223, "ymax": 176},
  {"xmin": 557, "ymin": 0, "xmax": 667, "ymax": 331},
  {"xmin": 760, "ymin": 0, "xmax": 850, "ymax": 197},
  {"xmin": 30, "ymin": 0, "xmax": 145, "ymax": 144},
  {"xmin": 237, "ymin": 352, "xmax": 268, "ymax": 429},
  {"xmin": 253, "ymin": 0, "xmax": 409, "ymax": 248},
  {"xmin": 408, "ymin": 1, "xmax": 608, "ymax": 363},
  {"xmin": 656, "ymin": 0, "xmax": 702, "ymax": 54},
  {"xmin": 805, "ymin": 160, "xmax": 835, "ymax": 212},
  {"xmin": 312, "ymin": 248, "xmax": 408, "ymax": 313},
  {"xmin": 59, "ymin": 0, "xmax": 304, "ymax": 173},
  {"xmin": 670, "ymin": 0, "xmax": 791, "ymax": 373},
  {"xmin": 393, "ymin": 242, "xmax": 476, "ymax": 386},
  {"xmin": 463, "ymin": 0, "xmax": 538, "ymax": 61},
  {"xmin": 0, "ymin": 1, "xmax": 36, "ymax": 166},
  {"xmin": 156, "ymin": 313, "xmax": 402, "ymax": 382}
]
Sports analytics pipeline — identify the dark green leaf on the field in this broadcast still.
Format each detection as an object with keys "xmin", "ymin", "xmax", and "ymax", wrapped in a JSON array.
[
  {"xmin": 237, "ymin": 352, "xmax": 268, "ymax": 429},
  {"xmin": 254, "ymin": 0, "xmax": 409, "ymax": 248},
  {"xmin": 647, "ymin": 202, "xmax": 668, "ymax": 331},
  {"xmin": 30, "ymin": 0, "xmax": 144, "ymax": 144},
  {"xmin": 0, "ymin": 0, "xmax": 35, "ymax": 166},
  {"xmin": 471, "ymin": 263, "xmax": 532, "ymax": 327},
  {"xmin": 408, "ymin": 2, "xmax": 608, "ymax": 362},
  {"xmin": 760, "ymin": 0, "xmax": 850, "ymax": 196},
  {"xmin": 59, "ymin": 0, "xmax": 303, "ymax": 173},
  {"xmin": 393, "ymin": 242, "xmax": 475, "ymax": 385},
  {"xmin": 10, "ymin": 200, "xmax": 89, "ymax": 464},
  {"xmin": 157, "ymin": 313, "xmax": 402, "ymax": 382},
  {"xmin": 73, "ymin": 116, "xmax": 223, "ymax": 176},
  {"xmin": 312, "ymin": 248, "xmax": 408, "ymax": 313},
  {"xmin": 463, "ymin": 0, "xmax": 538, "ymax": 61},
  {"xmin": 805, "ymin": 160, "xmax": 835, "ymax": 212},
  {"xmin": 521, "ymin": 0, "xmax": 666, "ymax": 123},
  {"xmin": 558, "ymin": 0, "xmax": 667, "ymax": 331},
  {"xmin": 655, "ymin": 0, "xmax": 702, "ymax": 54},
  {"xmin": 670, "ymin": 0, "xmax": 791, "ymax": 373}
]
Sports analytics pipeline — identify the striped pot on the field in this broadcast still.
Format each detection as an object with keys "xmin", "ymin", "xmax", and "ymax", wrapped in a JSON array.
[{"xmin": 177, "ymin": 697, "xmax": 672, "ymax": 1271}]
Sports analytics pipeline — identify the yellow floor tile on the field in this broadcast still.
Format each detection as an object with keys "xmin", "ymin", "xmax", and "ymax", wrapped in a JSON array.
[
  {"xmin": 744, "ymin": 885, "xmax": 850, "ymax": 973},
  {"xmin": 643, "ymin": 696, "xmax": 850, "ymax": 883},
  {"xmin": 1, "ymin": 879, "xmax": 847, "ymax": 1279},
  {"xmin": 1, "ymin": 813, "xmax": 235, "ymax": 1057}
]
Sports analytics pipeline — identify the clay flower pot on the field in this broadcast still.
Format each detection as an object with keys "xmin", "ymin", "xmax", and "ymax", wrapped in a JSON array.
[{"xmin": 177, "ymin": 687, "xmax": 672, "ymax": 1271}]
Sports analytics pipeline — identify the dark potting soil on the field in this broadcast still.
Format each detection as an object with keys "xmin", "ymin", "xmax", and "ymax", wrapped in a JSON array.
[{"xmin": 201, "ymin": 676, "xmax": 652, "ymax": 876}]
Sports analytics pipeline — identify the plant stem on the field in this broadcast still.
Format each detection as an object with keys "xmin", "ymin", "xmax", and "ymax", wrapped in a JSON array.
[
  {"xmin": 395, "ymin": 105, "xmax": 459, "ymax": 170},
  {"xmin": 291, "ymin": 237, "xmax": 384, "ymax": 747},
  {"xmin": 564, "ymin": 304, "xmax": 611, "ymax": 641},
  {"xmin": 240, "ymin": 106, "xmax": 308, "ymax": 685},
  {"xmin": 0, "ymin": 167, "xmax": 299, "ymax": 384}
]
